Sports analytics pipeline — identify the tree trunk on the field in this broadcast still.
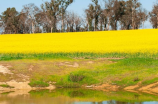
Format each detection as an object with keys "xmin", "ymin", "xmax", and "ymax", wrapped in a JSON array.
[
  {"xmin": 132, "ymin": 7, "xmax": 134, "ymax": 29},
  {"xmin": 62, "ymin": 13, "xmax": 64, "ymax": 32},
  {"xmin": 107, "ymin": 17, "xmax": 111, "ymax": 30},
  {"xmin": 157, "ymin": 13, "xmax": 158, "ymax": 29},
  {"xmin": 32, "ymin": 22, "xmax": 34, "ymax": 34},
  {"xmin": 100, "ymin": 22, "xmax": 103, "ymax": 31},
  {"xmin": 51, "ymin": 27, "xmax": 52, "ymax": 33},
  {"xmin": 114, "ymin": 21, "xmax": 117, "ymax": 30}
]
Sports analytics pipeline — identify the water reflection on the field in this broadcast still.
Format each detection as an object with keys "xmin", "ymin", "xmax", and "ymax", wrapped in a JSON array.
[{"xmin": 0, "ymin": 89, "xmax": 158, "ymax": 104}]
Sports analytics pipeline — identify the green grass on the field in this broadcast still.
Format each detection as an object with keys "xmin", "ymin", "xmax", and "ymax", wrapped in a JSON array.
[
  {"xmin": 45, "ymin": 57, "xmax": 158, "ymax": 87},
  {"xmin": 29, "ymin": 79, "xmax": 49, "ymax": 87},
  {"xmin": 1, "ymin": 53, "xmax": 158, "ymax": 88},
  {"xmin": 1, "ymin": 52, "xmax": 158, "ymax": 61},
  {"xmin": 0, "ymin": 84, "xmax": 14, "ymax": 88}
]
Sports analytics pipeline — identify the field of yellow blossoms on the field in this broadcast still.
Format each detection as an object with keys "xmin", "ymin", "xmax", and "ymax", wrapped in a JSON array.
[{"xmin": 0, "ymin": 29, "xmax": 158, "ymax": 54}]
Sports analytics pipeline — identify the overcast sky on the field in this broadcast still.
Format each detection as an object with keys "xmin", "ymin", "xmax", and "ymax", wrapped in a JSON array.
[{"xmin": 0, "ymin": 0, "xmax": 157, "ymax": 29}]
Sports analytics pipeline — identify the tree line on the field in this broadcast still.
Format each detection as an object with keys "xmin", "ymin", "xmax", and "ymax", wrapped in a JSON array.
[{"xmin": 0, "ymin": 0, "xmax": 158, "ymax": 34}]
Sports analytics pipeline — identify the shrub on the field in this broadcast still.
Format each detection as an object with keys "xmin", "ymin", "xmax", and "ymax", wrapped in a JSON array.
[
  {"xmin": 69, "ymin": 73, "xmax": 85, "ymax": 82},
  {"xmin": 133, "ymin": 77, "xmax": 139, "ymax": 82}
]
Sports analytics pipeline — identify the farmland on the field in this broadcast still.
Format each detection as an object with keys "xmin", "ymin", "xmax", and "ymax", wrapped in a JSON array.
[
  {"xmin": 1, "ymin": 29, "xmax": 158, "ymax": 94},
  {"xmin": 0, "ymin": 29, "xmax": 158, "ymax": 54}
]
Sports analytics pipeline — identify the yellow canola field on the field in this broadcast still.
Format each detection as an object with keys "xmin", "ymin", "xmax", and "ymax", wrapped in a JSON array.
[{"xmin": 0, "ymin": 29, "xmax": 158, "ymax": 54}]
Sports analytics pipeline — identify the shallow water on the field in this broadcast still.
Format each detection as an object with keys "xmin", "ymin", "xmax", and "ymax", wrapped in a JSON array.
[{"xmin": 0, "ymin": 89, "xmax": 158, "ymax": 104}]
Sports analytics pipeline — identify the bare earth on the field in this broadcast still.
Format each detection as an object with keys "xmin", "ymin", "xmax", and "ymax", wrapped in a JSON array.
[{"xmin": 0, "ymin": 64, "xmax": 55, "ymax": 94}]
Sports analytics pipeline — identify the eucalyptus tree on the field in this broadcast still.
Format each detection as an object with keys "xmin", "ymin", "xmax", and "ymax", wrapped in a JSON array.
[
  {"xmin": 0, "ymin": 15, "xmax": 4, "ymax": 34},
  {"xmin": 22, "ymin": 3, "xmax": 40, "ymax": 34},
  {"xmin": 65, "ymin": 11, "xmax": 83, "ymax": 32},
  {"xmin": 119, "ymin": 0, "xmax": 142, "ymax": 30},
  {"xmin": 41, "ymin": 0, "xmax": 61, "ymax": 32},
  {"xmin": 127, "ymin": 0, "xmax": 141, "ymax": 29},
  {"xmin": 17, "ymin": 12, "xmax": 28, "ymax": 33},
  {"xmin": 1, "ymin": 7, "xmax": 19, "ymax": 34},
  {"xmin": 110, "ymin": 0, "xmax": 126, "ymax": 30},
  {"xmin": 65, "ymin": 11, "xmax": 75, "ymax": 32},
  {"xmin": 99, "ymin": 9, "xmax": 107, "ymax": 31},
  {"xmin": 85, "ymin": 4, "xmax": 95, "ymax": 31},
  {"xmin": 135, "ymin": 8, "xmax": 148, "ymax": 29},
  {"xmin": 59, "ymin": 0, "xmax": 74, "ymax": 32},
  {"xmin": 149, "ymin": 2, "xmax": 158, "ymax": 28},
  {"xmin": 92, "ymin": 0, "xmax": 102, "ymax": 31},
  {"xmin": 74, "ymin": 14, "xmax": 83, "ymax": 32},
  {"xmin": 103, "ymin": 0, "xmax": 115, "ymax": 30}
]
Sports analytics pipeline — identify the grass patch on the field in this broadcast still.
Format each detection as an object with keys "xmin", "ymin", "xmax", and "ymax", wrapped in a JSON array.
[
  {"xmin": 29, "ymin": 79, "xmax": 49, "ymax": 87},
  {"xmin": 1, "ymin": 52, "xmax": 158, "ymax": 61},
  {"xmin": 142, "ymin": 77, "xmax": 158, "ymax": 85},
  {"xmin": 1, "ymin": 56, "xmax": 158, "ymax": 88},
  {"xmin": 0, "ymin": 84, "xmax": 14, "ymax": 88},
  {"xmin": 69, "ymin": 73, "xmax": 85, "ymax": 82}
]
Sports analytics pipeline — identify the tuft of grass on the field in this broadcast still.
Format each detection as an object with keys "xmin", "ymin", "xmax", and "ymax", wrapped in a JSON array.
[
  {"xmin": 69, "ymin": 73, "xmax": 85, "ymax": 82},
  {"xmin": 29, "ymin": 79, "xmax": 49, "ymax": 87}
]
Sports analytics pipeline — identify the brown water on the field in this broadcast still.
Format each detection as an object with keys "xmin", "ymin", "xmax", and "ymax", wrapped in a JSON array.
[{"xmin": 0, "ymin": 89, "xmax": 158, "ymax": 104}]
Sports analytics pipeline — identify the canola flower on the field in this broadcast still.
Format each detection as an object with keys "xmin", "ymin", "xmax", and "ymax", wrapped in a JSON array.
[{"xmin": 0, "ymin": 29, "xmax": 158, "ymax": 54}]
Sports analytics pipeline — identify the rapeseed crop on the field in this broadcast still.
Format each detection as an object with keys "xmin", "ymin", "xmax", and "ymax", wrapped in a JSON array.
[{"xmin": 0, "ymin": 29, "xmax": 158, "ymax": 54}]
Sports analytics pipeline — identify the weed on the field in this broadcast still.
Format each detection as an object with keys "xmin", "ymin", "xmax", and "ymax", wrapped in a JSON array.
[{"xmin": 69, "ymin": 73, "xmax": 85, "ymax": 82}]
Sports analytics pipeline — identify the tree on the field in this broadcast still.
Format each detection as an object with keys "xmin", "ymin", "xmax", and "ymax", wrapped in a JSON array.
[
  {"xmin": 74, "ymin": 14, "xmax": 83, "ymax": 32},
  {"xmin": 103, "ymin": 0, "xmax": 115, "ymax": 30},
  {"xmin": 1, "ymin": 7, "xmax": 19, "ymax": 34},
  {"xmin": 128, "ymin": 0, "xmax": 141, "ymax": 29},
  {"xmin": 111, "ymin": 0, "xmax": 126, "ymax": 30},
  {"xmin": 135, "ymin": 8, "xmax": 148, "ymax": 29},
  {"xmin": 41, "ymin": 0, "xmax": 61, "ymax": 33},
  {"xmin": 92, "ymin": 0, "xmax": 102, "ymax": 31},
  {"xmin": 65, "ymin": 11, "xmax": 83, "ymax": 32},
  {"xmin": 119, "ymin": 0, "xmax": 142, "ymax": 30},
  {"xmin": 149, "ymin": 2, "xmax": 158, "ymax": 28},
  {"xmin": 16, "ymin": 12, "xmax": 28, "ymax": 33},
  {"xmin": 65, "ymin": 11, "xmax": 75, "ymax": 32},
  {"xmin": 59, "ymin": 0, "xmax": 74, "ymax": 32},
  {"xmin": 0, "ymin": 15, "xmax": 4, "ymax": 34},
  {"xmin": 22, "ymin": 3, "xmax": 40, "ymax": 34},
  {"xmin": 85, "ymin": 4, "xmax": 95, "ymax": 31}
]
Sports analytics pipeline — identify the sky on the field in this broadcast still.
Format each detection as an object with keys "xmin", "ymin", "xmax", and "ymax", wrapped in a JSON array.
[{"xmin": 0, "ymin": 0, "xmax": 157, "ymax": 29}]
